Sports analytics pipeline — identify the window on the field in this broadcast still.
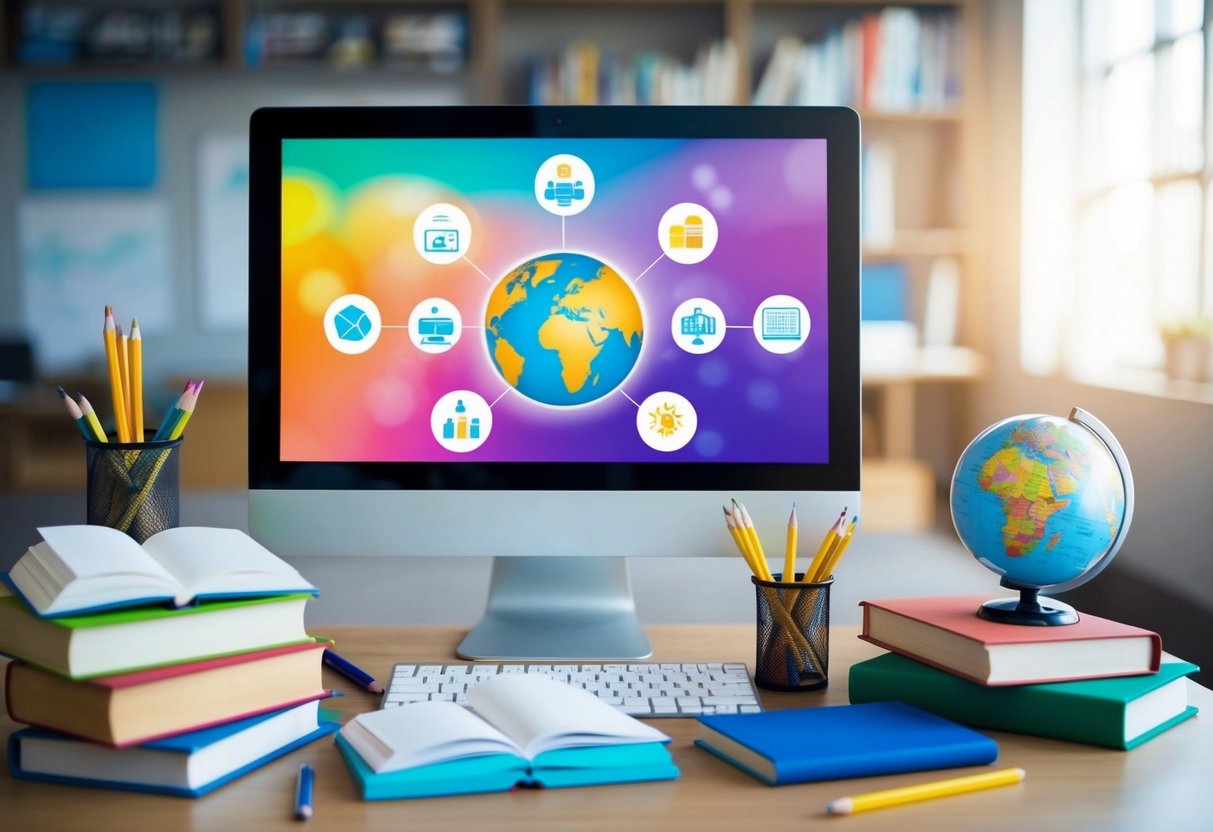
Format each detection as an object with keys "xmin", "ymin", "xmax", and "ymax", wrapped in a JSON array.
[{"xmin": 1021, "ymin": 0, "xmax": 1209, "ymax": 390}]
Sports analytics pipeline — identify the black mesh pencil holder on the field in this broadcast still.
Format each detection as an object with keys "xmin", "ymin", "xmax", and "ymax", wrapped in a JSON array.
[
  {"xmin": 85, "ymin": 433, "xmax": 182, "ymax": 544},
  {"xmin": 752, "ymin": 574, "xmax": 832, "ymax": 691}
]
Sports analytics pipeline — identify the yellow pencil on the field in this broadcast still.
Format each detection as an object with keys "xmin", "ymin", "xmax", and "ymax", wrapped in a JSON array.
[
  {"xmin": 782, "ymin": 504, "xmax": 798, "ymax": 582},
  {"xmin": 169, "ymin": 378, "xmax": 203, "ymax": 440},
  {"xmin": 813, "ymin": 516, "xmax": 858, "ymax": 582},
  {"xmin": 735, "ymin": 501, "xmax": 772, "ymax": 581},
  {"xmin": 804, "ymin": 507, "xmax": 846, "ymax": 583},
  {"xmin": 827, "ymin": 767, "xmax": 1025, "ymax": 815},
  {"xmin": 130, "ymin": 319, "xmax": 143, "ymax": 441},
  {"xmin": 117, "ymin": 321, "xmax": 132, "ymax": 436},
  {"xmin": 724, "ymin": 506, "xmax": 763, "ymax": 579},
  {"xmin": 103, "ymin": 306, "xmax": 131, "ymax": 442}
]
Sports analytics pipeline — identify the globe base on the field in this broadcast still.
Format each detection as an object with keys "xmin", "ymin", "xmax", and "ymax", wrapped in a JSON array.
[{"xmin": 978, "ymin": 588, "xmax": 1079, "ymax": 626}]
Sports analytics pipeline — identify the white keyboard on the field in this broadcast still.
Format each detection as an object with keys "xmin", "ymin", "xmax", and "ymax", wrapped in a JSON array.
[{"xmin": 383, "ymin": 662, "xmax": 763, "ymax": 718}]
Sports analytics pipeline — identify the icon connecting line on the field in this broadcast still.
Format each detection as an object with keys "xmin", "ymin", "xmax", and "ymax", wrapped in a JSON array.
[
  {"xmin": 489, "ymin": 389, "xmax": 511, "ymax": 409},
  {"xmin": 619, "ymin": 389, "xmax": 641, "ymax": 408},
  {"xmin": 463, "ymin": 256, "xmax": 493, "ymax": 282},
  {"xmin": 632, "ymin": 253, "xmax": 666, "ymax": 284}
]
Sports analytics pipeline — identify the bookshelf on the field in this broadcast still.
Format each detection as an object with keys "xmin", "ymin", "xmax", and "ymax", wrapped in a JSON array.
[{"xmin": 2, "ymin": 0, "xmax": 988, "ymax": 528}]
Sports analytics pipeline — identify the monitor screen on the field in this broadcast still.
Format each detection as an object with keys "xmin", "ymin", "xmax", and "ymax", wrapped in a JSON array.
[{"xmin": 277, "ymin": 137, "xmax": 830, "ymax": 467}]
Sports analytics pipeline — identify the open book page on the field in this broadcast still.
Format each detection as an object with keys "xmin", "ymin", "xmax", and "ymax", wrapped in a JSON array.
[
  {"xmin": 467, "ymin": 675, "xmax": 669, "ymax": 759},
  {"xmin": 139, "ymin": 527, "xmax": 315, "ymax": 603},
  {"xmin": 22, "ymin": 526, "xmax": 181, "ymax": 614},
  {"xmin": 341, "ymin": 702, "xmax": 521, "ymax": 774}
]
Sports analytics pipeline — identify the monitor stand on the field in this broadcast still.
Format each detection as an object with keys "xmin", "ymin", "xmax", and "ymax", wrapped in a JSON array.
[{"xmin": 456, "ymin": 557, "xmax": 653, "ymax": 660}]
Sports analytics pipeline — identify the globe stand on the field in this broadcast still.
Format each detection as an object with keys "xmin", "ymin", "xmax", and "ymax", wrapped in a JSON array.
[{"xmin": 978, "ymin": 585, "xmax": 1079, "ymax": 626}]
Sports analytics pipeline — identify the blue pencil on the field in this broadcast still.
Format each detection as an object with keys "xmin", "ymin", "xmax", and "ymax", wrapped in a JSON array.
[
  {"xmin": 294, "ymin": 764, "xmax": 314, "ymax": 821},
  {"xmin": 322, "ymin": 649, "xmax": 383, "ymax": 694}
]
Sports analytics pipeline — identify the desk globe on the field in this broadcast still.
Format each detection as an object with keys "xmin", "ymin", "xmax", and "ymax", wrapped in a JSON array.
[{"xmin": 950, "ymin": 408, "xmax": 1135, "ymax": 625}]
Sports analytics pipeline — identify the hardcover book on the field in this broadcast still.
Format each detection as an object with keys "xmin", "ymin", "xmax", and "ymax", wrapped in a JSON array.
[
  {"xmin": 849, "ymin": 652, "xmax": 1200, "ymax": 750},
  {"xmin": 0, "ymin": 588, "xmax": 312, "ymax": 679},
  {"xmin": 6, "ymin": 525, "xmax": 317, "ymax": 618},
  {"xmin": 859, "ymin": 596, "xmax": 1161, "ymax": 685},
  {"xmin": 8, "ymin": 701, "xmax": 339, "ymax": 797},
  {"xmin": 338, "ymin": 674, "xmax": 678, "ymax": 799},
  {"xmin": 5, "ymin": 639, "xmax": 331, "ymax": 747},
  {"xmin": 695, "ymin": 701, "xmax": 999, "ymax": 785}
]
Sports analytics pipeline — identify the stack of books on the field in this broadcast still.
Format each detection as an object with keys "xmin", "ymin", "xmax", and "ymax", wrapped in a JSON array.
[
  {"xmin": 0, "ymin": 524, "xmax": 338, "ymax": 796},
  {"xmin": 849, "ymin": 596, "xmax": 1200, "ymax": 750}
]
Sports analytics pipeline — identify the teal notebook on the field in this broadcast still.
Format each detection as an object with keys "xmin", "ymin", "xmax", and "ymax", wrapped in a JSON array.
[
  {"xmin": 337, "ymin": 674, "xmax": 679, "ymax": 800},
  {"xmin": 695, "ymin": 701, "xmax": 998, "ymax": 785},
  {"xmin": 850, "ymin": 652, "xmax": 1200, "ymax": 750}
]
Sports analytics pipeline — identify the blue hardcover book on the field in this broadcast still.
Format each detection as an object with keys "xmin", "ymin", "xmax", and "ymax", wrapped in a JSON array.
[
  {"xmin": 337, "ymin": 675, "xmax": 680, "ymax": 800},
  {"xmin": 695, "ymin": 701, "xmax": 998, "ymax": 785},
  {"xmin": 7, "ymin": 701, "xmax": 339, "ymax": 797}
]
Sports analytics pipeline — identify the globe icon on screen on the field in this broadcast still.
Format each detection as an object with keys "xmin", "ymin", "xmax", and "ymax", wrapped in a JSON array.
[
  {"xmin": 950, "ymin": 407, "xmax": 1135, "ymax": 626},
  {"xmin": 484, "ymin": 252, "xmax": 643, "ymax": 406}
]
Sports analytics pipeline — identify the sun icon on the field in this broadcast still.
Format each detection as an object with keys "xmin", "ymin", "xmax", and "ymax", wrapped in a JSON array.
[{"xmin": 648, "ymin": 401, "xmax": 685, "ymax": 438}]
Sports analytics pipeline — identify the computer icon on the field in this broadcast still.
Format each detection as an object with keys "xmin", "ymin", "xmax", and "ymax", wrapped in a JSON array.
[
  {"xmin": 418, "ymin": 307, "xmax": 455, "ymax": 345},
  {"xmin": 249, "ymin": 106, "xmax": 860, "ymax": 661}
]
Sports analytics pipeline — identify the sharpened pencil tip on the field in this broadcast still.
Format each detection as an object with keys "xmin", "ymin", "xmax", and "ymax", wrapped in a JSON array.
[
  {"xmin": 369, "ymin": 681, "xmax": 385, "ymax": 694},
  {"xmin": 55, "ymin": 384, "xmax": 67, "ymax": 399}
]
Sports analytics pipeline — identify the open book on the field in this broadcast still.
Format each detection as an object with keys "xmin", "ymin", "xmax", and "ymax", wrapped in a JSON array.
[
  {"xmin": 337, "ymin": 674, "xmax": 679, "ymax": 800},
  {"xmin": 6, "ymin": 525, "xmax": 317, "ymax": 618}
]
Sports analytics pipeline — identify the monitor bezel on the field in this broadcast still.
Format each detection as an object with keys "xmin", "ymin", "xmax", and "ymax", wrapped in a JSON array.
[{"xmin": 248, "ymin": 106, "xmax": 860, "ymax": 492}]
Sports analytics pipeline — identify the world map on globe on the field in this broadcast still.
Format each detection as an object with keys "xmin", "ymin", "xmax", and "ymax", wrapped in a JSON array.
[
  {"xmin": 485, "ymin": 253, "xmax": 643, "ymax": 406},
  {"xmin": 950, "ymin": 415, "xmax": 1128, "ymax": 589}
]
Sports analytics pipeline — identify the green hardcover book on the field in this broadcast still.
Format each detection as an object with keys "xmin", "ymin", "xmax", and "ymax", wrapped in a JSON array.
[
  {"xmin": 849, "ymin": 652, "xmax": 1199, "ymax": 750},
  {"xmin": 0, "ymin": 591, "xmax": 312, "ymax": 680}
]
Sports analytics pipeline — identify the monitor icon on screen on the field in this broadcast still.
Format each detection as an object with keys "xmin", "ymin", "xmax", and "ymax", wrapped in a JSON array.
[
  {"xmin": 407, "ymin": 297, "xmax": 463, "ymax": 354},
  {"xmin": 424, "ymin": 225, "xmax": 460, "ymax": 253},
  {"xmin": 760, "ymin": 306, "xmax": 802, "ymax": 340},
  {"xmin": 418, "ymin": 309, "xmax": 456, "ymax": 345}
]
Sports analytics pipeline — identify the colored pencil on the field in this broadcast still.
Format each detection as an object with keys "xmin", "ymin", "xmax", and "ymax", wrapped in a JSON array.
[
  {"xmin": 56, "ymin": 385, "xmax": 94, "ymax": 441},
  {"xmin": 169, "ymin": 378, "xmax": 203, "ymax": 440},
  {"xmin": 827, "ymin": 767, "xmax": 1025, "ymax": 815},
  {"xmin": 804, "ymin": 507, "xmax": 846, "ymax": 584},
  {"xmin": 130, "ymin": 319, "xmax": 144, "ymax": 441},
  {"xmin": 74, "ymin": 393, "xmax": 108, "ymax": 443},
  {"xmin": 813, "ymin": 515, "xmax": 858, "ymax": 582}
]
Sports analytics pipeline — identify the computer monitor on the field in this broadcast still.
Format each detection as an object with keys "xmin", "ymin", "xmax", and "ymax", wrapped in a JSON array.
[{"xmin": 248, "ymin": 106, "xmax": 860, "ymax": 660}]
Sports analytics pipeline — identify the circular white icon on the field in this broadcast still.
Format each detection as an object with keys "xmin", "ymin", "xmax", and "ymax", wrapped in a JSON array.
[
  {"xmin": 671, "ymin": 298, "xmax": 726, "ymax": 354},
  {"xmin": 323, "ymin": 294, "xmax": 382, "ymax": 355},
  {"xmin": 752, "ymin": 294, "xmax": 811, "ymax": 354},
  {"xmin": 430, "ymin": 390, "xmax": 492, "ymax": 453},
  {"xmin": 534, "ymin": 154, "xmax": 595, "ymax": 217},
  {"xmin": 407, "ymin": 298, "xmax": 463, "ymax": 354},
  {"xmin": 413, "ymin": 203, "xmax": 472, "ymax": 265},
  {"xmin": 636, "ymin": 391, "xmax": 698, "ymax": 452},
  {"xmin": 658, "ymin": 202, "xmax": 719, "ymax": 264}
]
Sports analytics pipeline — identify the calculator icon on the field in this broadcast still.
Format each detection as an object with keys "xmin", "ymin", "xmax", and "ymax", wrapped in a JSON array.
[{"xmin": 760, "ymin": 307, "xmax": 802, "ymax": 340}]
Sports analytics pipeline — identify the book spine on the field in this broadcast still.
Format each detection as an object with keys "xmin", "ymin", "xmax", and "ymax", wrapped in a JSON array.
[{"xmin": 848, "ymin": 661, "xmax": 1128, "ymax": 749}]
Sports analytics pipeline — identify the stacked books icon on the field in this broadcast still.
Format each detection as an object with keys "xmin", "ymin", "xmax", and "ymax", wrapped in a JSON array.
[
  {"xmin": 0, "ymin": 525, "xmax": 338, "ymax": 797},
  {"xmin": 848, "ymin": 596, "xmax": 1200, "ymax": 750}
]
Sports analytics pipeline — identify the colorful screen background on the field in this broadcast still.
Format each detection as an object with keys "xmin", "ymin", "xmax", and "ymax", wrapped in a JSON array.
[{"xmin": 280, "ymin": 138, "xmax": 828, "ymax": 463}]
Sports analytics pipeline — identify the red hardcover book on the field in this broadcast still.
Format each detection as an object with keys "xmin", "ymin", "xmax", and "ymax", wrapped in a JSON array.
[
  {"xmin": 6, "ymin": 639, "xmax": 331, "ymax": 747},
  {"xmin": 859, "ymin": 596, "xmax": 1161, "ymax": 686}
]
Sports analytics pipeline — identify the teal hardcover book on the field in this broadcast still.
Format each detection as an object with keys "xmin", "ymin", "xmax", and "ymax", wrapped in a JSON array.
[
  {"xmin": 849, "ymin": 652, "xmax": 1200, "ymax": 750},
  {"xmin": 337, "ymin": 675, "xmax": 679, "ymax": 800},
  {"xmin": 695, "ymin": 701, "xmax": 998, "ymax": 785}
]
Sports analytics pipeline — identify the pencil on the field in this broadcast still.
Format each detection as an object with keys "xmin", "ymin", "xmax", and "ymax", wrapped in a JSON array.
[
  {"xmin": 734, "ymin": 501, "xmax": 772, "ymax": 581},
  {"xmin": 56, "ymin": 385, "xmax": 95, "ymax": 441},
  {"xmin": 130, "ymin": 319, "xmax": 143, "ymax": 441},
  {"xmin": 117, "ymin": 321, "xmax": 132, "ymax": 436},
  {"xmin": 782, "ymin": 504, "xmax": 798, "ymax": 582},
  {"xmin": 827, "ymin": 767, "xmax": 1026, "ymax": 815},
  {"xmin": 103, "ymin": 306, "xmax": 131, "ymax": 442},
  {"xmin": 804, "ymin": 507, "xmax": 846, "ymax": 584},
  {"xmin": 74, "ymin": 393, "xmax": 107, "ymax": 443},
  {"xmin": 724, "ymin": 505, "xmax": 763, "ymax": 579},
  {"xmin": 322, "ymin": 649, "xmax": 384, "ymax": 694},
  {"xmin": 169, "ymin": 378, "xmax": 203, "ymax": 440},
  {"xmin": 813, "ymin": 515, "xmax": 858, "ymax": 582},
  {"xmin": 153, "ymin": 381, "xmax": 193, "ymax": 442}
]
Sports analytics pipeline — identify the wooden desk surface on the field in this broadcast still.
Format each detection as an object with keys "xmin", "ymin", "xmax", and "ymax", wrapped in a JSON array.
[{"xmin": 2, "ymin": 625, "xmax": 1210, "ymax": 832}]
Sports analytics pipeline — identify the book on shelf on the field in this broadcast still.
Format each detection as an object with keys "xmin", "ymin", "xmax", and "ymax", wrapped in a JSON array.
[
  {"xmin": 694, "ymin": 701, "xmax": 998, "ymax": 786},
  {"xmin": 6, "ymin": 524, "xmax": 317, "ymax": 617},
  {"xmin": 752, "ymin": 7, "xmax": 961, "ymax": 111},
  {"xmin": 859, "ymin": 596, "xmax": 1162, "ymax": 686},
  {"xmin": 337, "ymin": 674, "xmax": 678, "ymax": 799},
  {"xmin": 0, "ymin": 587, "xmax": 312, "ymax": 680},
  {"xmin": 849, "ymin": 652, "xmax": 1200, "ymax": 751},
  {"xmin": 5, "ymin": 640, "xmax": 331, "ymax": 747},
  {"xmin": 7, "ymin": 701, "xmax": 340, "ymax": 797}
]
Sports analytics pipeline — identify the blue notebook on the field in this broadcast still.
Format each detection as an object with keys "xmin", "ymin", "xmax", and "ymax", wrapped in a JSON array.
[
  {"xmin": 695, "ymin": 701, "xmax": 998, "ymax": 785},
  {"xmin": 8, "ymin": 702, "xmax": 339, "ymax": 797}
]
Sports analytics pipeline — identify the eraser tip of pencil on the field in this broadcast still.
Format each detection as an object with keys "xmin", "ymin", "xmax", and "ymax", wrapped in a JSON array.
[
  {"xmin": 369, "ymin": 681, "xmax": 385, "ymax": 694},
  {"xmin": 826, "ymin": 798, "xmax": 852, "ymax": 815}
]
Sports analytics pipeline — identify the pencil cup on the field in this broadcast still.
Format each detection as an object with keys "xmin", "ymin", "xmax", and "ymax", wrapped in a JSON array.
[
  {"xmin": 752, "ymin": 574, "xmax": 832, "ymax": 691},
  {"xmin": 85, "ymin": 433, "xmax": 182, "ymax": 544}
]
